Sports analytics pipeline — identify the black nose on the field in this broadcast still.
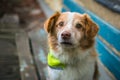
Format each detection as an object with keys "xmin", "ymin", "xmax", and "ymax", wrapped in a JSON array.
[{"xmin": 61, "ymin": 31, "xmax": 71, "ymax": 40}]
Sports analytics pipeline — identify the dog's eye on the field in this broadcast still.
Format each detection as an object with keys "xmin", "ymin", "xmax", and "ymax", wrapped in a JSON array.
[
  {"xmin": 76, "ymin": 23, "xmax": 82, "ymax": 29},
  {"xmin": 59, "ymin": 21, "xmax": 64, "ymax": 26}
]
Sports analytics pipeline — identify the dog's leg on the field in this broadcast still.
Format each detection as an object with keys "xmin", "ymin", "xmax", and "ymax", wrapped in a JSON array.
[{"xmin": 93, "ymin": 62, "xmax": 99, "ymax": 80}]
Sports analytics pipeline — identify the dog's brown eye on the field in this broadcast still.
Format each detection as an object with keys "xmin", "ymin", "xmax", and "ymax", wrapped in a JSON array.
[
  {"xmin": 59, "ymin": 21, "xmax": 64, "ymax": 26},
  {"xmin": 76, "ymin": 23, "xmax": 82, "ymax": 29}
]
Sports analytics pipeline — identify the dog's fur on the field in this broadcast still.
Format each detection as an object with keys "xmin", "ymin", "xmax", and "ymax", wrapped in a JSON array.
[{"xmin": 44, "ymin": 12, "xmax": 99, "ymax": 80}]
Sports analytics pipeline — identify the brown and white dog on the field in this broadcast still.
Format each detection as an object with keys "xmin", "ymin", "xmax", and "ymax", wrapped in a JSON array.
[{"xmin": 44, "ymin": 12, "xmax": 99, "ymax": 80}]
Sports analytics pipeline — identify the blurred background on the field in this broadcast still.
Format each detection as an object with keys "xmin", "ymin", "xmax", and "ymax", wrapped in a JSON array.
[{"xmin": 0, "ymin": 0, "xmax": 120, "ymax": 80}]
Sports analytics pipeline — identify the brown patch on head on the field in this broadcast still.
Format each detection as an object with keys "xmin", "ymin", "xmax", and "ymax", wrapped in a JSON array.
[
  {"xmin": 80, "ymin": 14, "xmax": 99, "ymax": 49},
  {"xmin": 44, "ymin": 12, "xmax": 60, "ymax": 34},
  {"xmin": 44, "ymin": 12, "xmax": 61, "ymax": 51},
  {"xmin": 84, "ymin": 14, "xmax": 99, "ymax": 39}
]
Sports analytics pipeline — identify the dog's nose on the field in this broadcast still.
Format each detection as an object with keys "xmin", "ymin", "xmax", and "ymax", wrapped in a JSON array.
[{"xmin": 61, "ymin": 31, "xmax": 71, "ymax": 40}]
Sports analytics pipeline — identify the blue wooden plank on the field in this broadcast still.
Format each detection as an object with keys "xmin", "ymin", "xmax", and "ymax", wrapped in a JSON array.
[
  {"xmin": 96, "ymin": 38, "xmax": 120, "ymax": 80},
  {"xmin": 63, "ymin": 0, "xmax": 120, "ymax": 51}
]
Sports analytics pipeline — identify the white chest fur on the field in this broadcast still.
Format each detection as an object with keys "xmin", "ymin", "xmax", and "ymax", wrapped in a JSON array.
[{"xmin": 47, "ymin": 55, "xmax": 96, "ymax": 80}]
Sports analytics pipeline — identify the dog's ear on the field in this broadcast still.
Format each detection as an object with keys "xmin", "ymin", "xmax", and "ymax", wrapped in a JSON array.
[
  {"xmin": 83, "ymin": 14, "xmax": 99, "ymax": 39},
  {"xmin": 44, "ymin": 12, "xmax": 61, "ymax": 33}
]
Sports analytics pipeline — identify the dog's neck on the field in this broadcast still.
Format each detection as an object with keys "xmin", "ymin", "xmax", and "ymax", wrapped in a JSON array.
[{"xmin": 50, "ymin": 47, "xmax": 92, "ymax": 66}]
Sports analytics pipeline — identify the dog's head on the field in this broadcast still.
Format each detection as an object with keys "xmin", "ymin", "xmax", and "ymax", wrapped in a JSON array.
[{"xmin": 44, "ymin": 12, "xmax": 99, "ymax": 51}]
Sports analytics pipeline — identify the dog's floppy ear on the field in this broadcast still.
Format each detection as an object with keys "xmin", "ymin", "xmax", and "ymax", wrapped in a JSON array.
[
  {"xmin": 44, "ymin": 12, "xmax": 61, "ymax": 33},
  {"xmin": 83, "ymin": 14, "xmax": 99, "ymax": 39}
]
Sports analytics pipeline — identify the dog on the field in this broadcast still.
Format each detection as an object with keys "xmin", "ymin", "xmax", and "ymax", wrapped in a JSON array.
[{"xmin": 44, "ymin": 12, "xmax": 99, "ymax": 80}]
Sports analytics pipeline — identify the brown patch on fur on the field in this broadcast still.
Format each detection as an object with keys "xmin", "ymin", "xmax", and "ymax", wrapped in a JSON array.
[
  {"xmin": 80, "ymin": 37, "xmax": 95, "ymax": 50},
  {"xmin": 93, "ymin": 61, "xmax": 99, "ymax": 80},
  {"xmin": 84, "ymin": 14, "xmax": 99, "ymax": 39},
  {"xmin": 80, "ymin": 14, "xmax": 99, "ymax": 50},
  {"xmin": 48, "ymin": 35, "xmax": 58, "ymax": 51},
  {"xmin": 44, "ymin": 12, "xmax": 61, "ymax": 51},
  {"xmin": 90, "ymin": 48, "xmax": 98, "ymax": 57},
  {"xmin": 44, "ymin": 12, "xmax": 60, "ymax": 34}
]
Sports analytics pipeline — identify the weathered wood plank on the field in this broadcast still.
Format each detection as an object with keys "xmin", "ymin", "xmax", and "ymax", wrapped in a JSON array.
[
  {"xmin": 0, "ymin": 36, "xmax": 20, "ymax": 80},
  {"xmin": 29, "ymin": 28, "xmax": 48, "ymax": 80},
  {"xmin": 16, "ymin": 32, "xmax": 38, "ymax": 80}
]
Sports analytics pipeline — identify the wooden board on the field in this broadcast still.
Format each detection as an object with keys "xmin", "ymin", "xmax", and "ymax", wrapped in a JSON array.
[
  {"xmin": 29, "ymin": 28, "xmax": 48, "ymax": 80},
  {"xmin": 0, "ymin": 35, "xmax": 20, "ymax": 80},
  {"xmin": 16, "ymin": 32, "xmax": 38, "ymax": 80}
]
